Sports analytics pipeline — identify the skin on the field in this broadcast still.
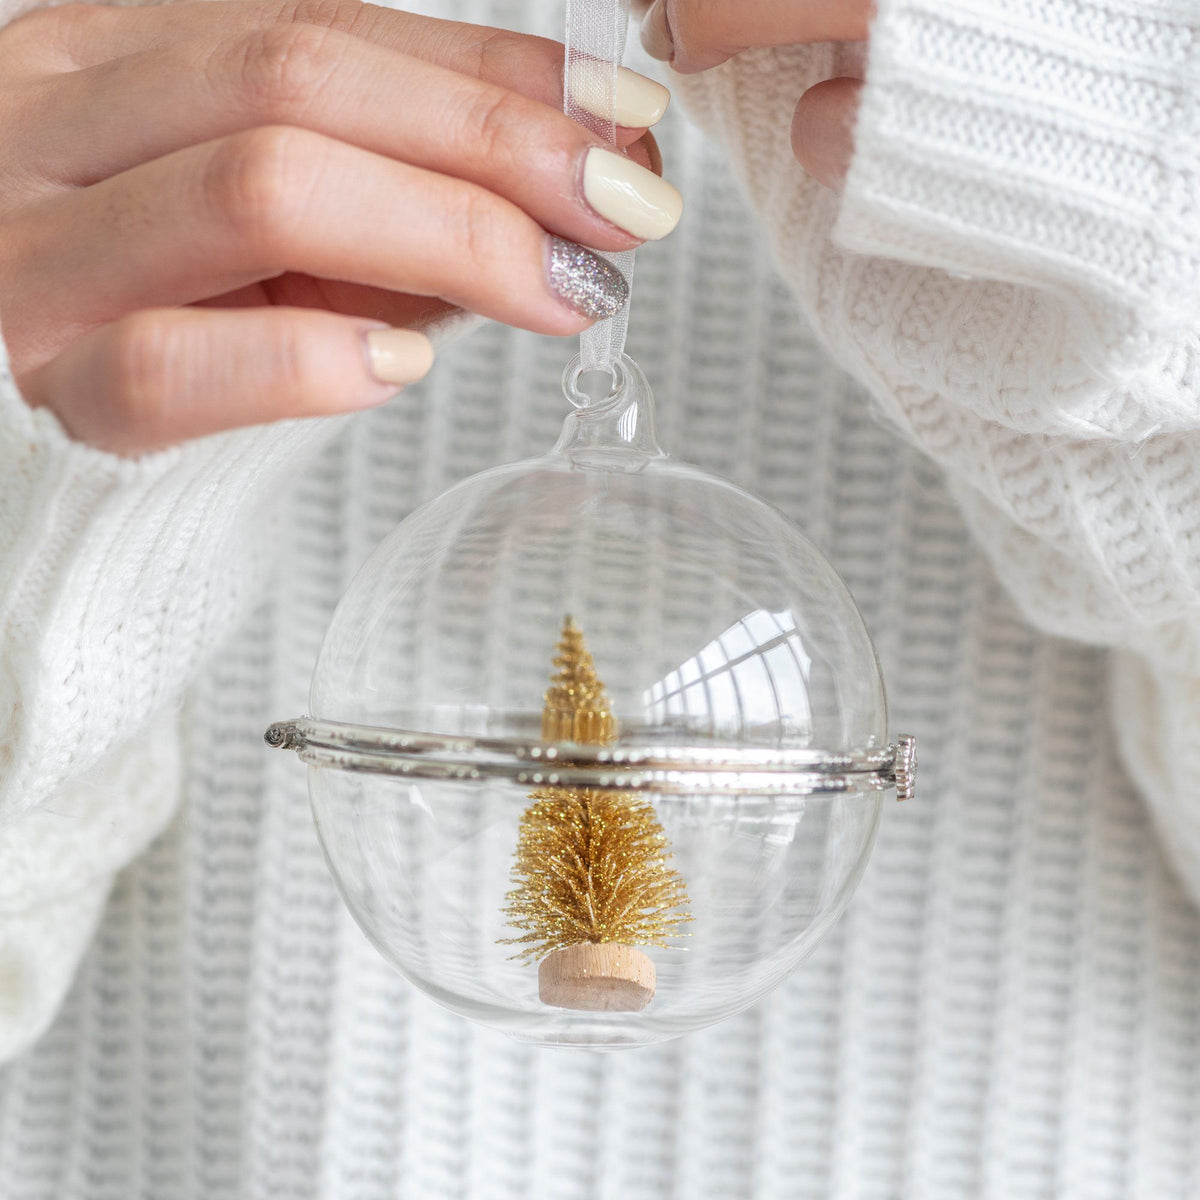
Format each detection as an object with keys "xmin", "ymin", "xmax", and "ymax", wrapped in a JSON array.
[
  {"xmin": 0, "ymin": 0, "xmax": 663, "ymax": 454},
  {"xmin": 635, "ymin": 0, "xmax": 869, "ymax": 187}
]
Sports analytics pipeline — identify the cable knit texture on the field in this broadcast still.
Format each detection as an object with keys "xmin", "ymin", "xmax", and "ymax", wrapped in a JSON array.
[
  {"xmin": 672, "ymin": 0, "xmax": 1200, "ymax": 886},
  {"xmin": 1, "ymin": 0, "xmax": 1199, "ymax": 1196}
]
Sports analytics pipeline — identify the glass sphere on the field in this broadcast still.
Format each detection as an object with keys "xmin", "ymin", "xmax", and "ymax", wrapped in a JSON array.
[{"xmin": 302, "ymin": 359, "xmax": 891, "ymax": 1048}]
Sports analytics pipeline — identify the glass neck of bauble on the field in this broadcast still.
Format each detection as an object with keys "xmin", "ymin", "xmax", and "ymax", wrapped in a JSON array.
[{"xmin": 554, "ymin": 353, "xmax": 665, "ymax": 470}]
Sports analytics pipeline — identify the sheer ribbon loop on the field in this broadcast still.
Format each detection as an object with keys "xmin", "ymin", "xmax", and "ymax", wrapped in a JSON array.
[{"xmin": 564, "ymin": 0, "xmax": 634, "ymax": 376}]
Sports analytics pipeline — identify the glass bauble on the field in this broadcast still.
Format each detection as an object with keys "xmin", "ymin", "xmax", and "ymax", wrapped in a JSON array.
[{"xmin": 268, "ymin": 356, "xmax": 913, "ymax": 1048}]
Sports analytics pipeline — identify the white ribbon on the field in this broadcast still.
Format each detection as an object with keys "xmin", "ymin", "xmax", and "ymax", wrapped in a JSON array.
[{"xmin": 564, "ymin": 0, "xmax": 634, "ymax": 375}]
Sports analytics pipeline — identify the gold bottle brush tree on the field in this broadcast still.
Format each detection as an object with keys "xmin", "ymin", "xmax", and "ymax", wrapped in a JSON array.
[{"xmin": 501, "ymin": 617, "xmax": 691, "ymax": 1011}]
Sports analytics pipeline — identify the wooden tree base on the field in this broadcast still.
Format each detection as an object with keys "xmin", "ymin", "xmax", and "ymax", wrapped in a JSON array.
[{"xmin": 538, "ymin": 943, "xmax": 656, "ymax": 1012}]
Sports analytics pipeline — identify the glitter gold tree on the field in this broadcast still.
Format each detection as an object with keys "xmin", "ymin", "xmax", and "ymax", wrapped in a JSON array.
[{"xmin": 501, "ymin": 616, "xmax": 690, "ymax": 1011}]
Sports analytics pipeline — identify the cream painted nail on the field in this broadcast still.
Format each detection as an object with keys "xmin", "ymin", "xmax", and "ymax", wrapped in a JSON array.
[
  {"xmin": 366, "ymin": 328, "xmax": 434, "ymax": 386},
  {"xmin": 582, "ymin": 147, "xmax": 682, "ymax": 241},
  {"xmin": 569, "ymin": 60, "xmax": 671, "ymax": 128}
]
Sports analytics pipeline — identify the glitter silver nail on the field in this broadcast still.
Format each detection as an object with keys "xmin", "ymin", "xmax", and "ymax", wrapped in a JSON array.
[{"xmin": 547, "ymin": 237, "xmax": 629, "ymax": 319}]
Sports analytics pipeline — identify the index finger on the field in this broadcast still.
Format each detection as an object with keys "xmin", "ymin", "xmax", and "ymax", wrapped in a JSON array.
[
  {"xmin": 641, "ymin": 0, "xmax": 872, "ymax": 74},
  {"xmin": 7, "ymin": 0, "xmax": 664, "ymax": 137}
]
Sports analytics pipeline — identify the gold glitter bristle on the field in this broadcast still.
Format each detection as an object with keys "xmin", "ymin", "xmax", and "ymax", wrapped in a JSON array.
[
  {"xmin": 500, "ymin": 788, "xmax": 692, "ymax": 962},
  {"xmin": 501, "ymin": 617, "xmax": 691, "ymax": 966},
  {"xmin": 541, "ymin": 614, "xmax": 617, "ymax": 744}
]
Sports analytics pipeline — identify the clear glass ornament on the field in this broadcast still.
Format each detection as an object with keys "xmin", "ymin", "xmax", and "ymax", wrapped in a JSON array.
[{"xmin": 267, "ymin": 355, "xmax": 914, "ymax": 1048}]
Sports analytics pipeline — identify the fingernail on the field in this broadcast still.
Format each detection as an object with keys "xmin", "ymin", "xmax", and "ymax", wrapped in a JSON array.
[
  {"xmin": 640, "ymin": 0, "xmax": 674, "ymax": 62},
  {"xmin": 366, "ymin": 328, "xmax": 435, "ymax": 386},
  {"xmin": 569, "ymin": 60, "xmax": 671, "ymax": 127},
  {"xmin": 582, "ymin": 147, "xmax": 682, "ymax": 240},
  {"xmin": 547, "ymin": 237, "xmax": 629, "ymax": 319}
]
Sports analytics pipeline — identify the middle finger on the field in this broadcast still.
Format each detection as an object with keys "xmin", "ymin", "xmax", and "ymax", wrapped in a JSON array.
[{"xmin": 12, "ymin": 25, "xmax": 679, "ymax": 249}]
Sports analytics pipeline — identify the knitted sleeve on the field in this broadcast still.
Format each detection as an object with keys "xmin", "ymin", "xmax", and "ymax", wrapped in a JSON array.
[
  {"xmin": 0, "ymin": 329, "xmax": 338, "ymax": 1058},
  {"xmin": 673, "ymin": 0, "xmax": 1200, "ymax": 891},
  {"xmin": 0, "ymin": 0, "xmax": 354, "ymax": 1058}
]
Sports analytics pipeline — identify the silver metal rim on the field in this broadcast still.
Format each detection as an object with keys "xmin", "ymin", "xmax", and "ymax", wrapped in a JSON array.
[{"xmin": 265, "ymin": 718, "xmax": 916, "ymax": 799}]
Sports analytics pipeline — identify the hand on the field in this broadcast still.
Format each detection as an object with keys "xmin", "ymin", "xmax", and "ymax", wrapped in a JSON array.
[
  {"xmin": 0, "ymin": 0, "xmax": 677, "ymax": 454},
  {"xmin": 635, "ymin": 0, "xmax": 868, "ymax": 187}
]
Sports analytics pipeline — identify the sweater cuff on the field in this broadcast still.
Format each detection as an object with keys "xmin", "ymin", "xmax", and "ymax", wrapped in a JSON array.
[
  {"xmin": 0, "ymin": 339, "xmax": 338, "ymax": 818},
  {"xmin": 837, "ymin": 0, "xmax": 1200, "ymax": 327}
]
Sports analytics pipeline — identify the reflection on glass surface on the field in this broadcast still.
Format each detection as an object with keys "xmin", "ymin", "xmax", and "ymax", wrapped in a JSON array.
[{"xmin": 642, "ymin": 609, "xmax": 815, "ymax": 742}]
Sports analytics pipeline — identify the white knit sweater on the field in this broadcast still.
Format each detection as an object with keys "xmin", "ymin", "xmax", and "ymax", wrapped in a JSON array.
[{"xmin": 2, "ymin": 1, "xmax": 1199, "ymax": 1197}]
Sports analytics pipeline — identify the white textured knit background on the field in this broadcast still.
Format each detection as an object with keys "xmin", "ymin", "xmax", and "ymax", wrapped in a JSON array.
[{"xmin": 1, "ymin": 0, "xmax": 1199, "ymax": 1197}]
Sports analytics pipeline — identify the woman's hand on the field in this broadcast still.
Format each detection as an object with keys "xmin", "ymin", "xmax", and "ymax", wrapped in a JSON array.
[
  {"xmin": 0, "ymin": 0, "xmax": 677, "ymax": 454},
  {"xmin": 636, "ymin": 0, "xmax": 867, "ymax": 187}
]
